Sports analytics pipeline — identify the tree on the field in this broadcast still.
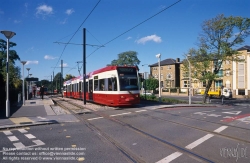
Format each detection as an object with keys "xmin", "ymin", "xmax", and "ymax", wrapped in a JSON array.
[
  {"xmin": 53, "ymin": 72, "xmax": 64, "ymax": 91},
  {"xmin": 0, "ymin": 39, "xmax": 20, "ymax": 69},
  {"xmin": 183, "ymin": 14, "xmax": 250, "ymax": 103},
  {"xmin": 64, "ymin": 74, "xmax": 75, "ymax": 81},
  {"xmin": 144, "ymin": 78, "xmax": 159, "ymax": 92},
  {"xmin": 107, "ymin": 51, "xmax": 140, "ymax": 67}
]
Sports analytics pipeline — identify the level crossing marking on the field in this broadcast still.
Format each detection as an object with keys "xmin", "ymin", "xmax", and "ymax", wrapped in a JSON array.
[
  {"xmin": 185, "ymin": 134, "xmax": 214, "ymax": 150},
  {"xmin": 222, "ymin": 111, "xmax": 242, "ymax": 115},
  {"xmin": 214, "ymin": 126, "xmax": 228, "ymax": 133},
  {"xmin": 25, "ymin": 134, "xmax": 36, "ymax": 139},
  {"xmin": 18, "ymin": 129, "xmax": 28, "ymax": 133},
  {"xmin": 37, "ymin": 116, "xmax": 47, "ymax": 120},
  {"xmin": 155, "ymin": 151, "xmax": 183, "ymax": 163},
  {"xmin": 110, "ymin": 112, "xmax": 131, "ymax": 117},
  {"xmin": 13, "ymin": 142, "xmax": 26, "ymax": 149},
  {"xmin": 33, "ymin": 140, "xmax": 45, "ymax": 146},
  {"xmin": 87, "ymin": 117, "xmax": 103, "ymax": 121},
  {"xmin": 135, "ymin": 110, "xmax": 147, "ymax": 113},
  {"xmin": 3, "ymin": 131, "xmax": 12, "ymax": 135},
  {"xmin": 8, "ymin": 136, "xmax": 19, "ymax": 142}
]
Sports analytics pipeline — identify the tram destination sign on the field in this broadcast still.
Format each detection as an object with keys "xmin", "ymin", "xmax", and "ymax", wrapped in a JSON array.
[
  {"xmin": 26, "ymin": 77, "xmax": 39, "ymax": 81},
  {"xmin": 117, "ymin": 67, "xmax": 136, "ymax": 74}
]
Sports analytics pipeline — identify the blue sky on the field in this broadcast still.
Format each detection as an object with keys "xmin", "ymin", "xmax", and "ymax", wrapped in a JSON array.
[{"xmin": 1, "ymin": 0, "xmax": 250, "ymax": 81}]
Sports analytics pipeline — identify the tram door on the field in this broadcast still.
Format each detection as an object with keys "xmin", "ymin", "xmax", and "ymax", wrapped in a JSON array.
[{"xmin": 89, "ymin": 79, "xmax": 93, "ymax": 101}]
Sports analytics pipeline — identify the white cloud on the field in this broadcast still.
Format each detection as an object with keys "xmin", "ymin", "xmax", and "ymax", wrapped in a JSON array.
[
  {"xmin": 126, "ymin": 36, "xmax": 132, "ymax": 40},
  {"xmin": 60, "ymin": 18, "xmax": 68, "ymax": 24},
  {"xmin": 136, "ymin": 35, "xmax": 162, "ymax": 44},
  {"xmin": 65, "ymin": 9, "xmax": 74, "ymax": 15},
  {"xmin": 36, "ymin": 4, "xmax": 53, "ymax": 16},
  {"xmin": 14, "ymin": 20, "xmax": 21, "ymax": 24},
  {"xmin": 44, "ymin": 55, "xmax": 57, "ymax": 60},
  {"xmin": 58, "ymin": 63, "xmax": 68, "ymax": 67},
  {"xmin": 26, "ymin": 61, "xmax": 39, "ymax": 65}
]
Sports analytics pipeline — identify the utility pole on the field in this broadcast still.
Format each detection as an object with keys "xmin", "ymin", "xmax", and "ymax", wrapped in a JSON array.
[
  {"xmin": 83, "ymin": 28, "xmax": 86, "ymax": 105},
  {"xmin": 61, "ymin": 60, "xmax": 63, "ymax": 94}
]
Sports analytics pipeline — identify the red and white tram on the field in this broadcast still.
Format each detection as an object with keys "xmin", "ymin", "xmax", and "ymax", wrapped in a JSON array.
[{"xmin": 63, "ymin": 66, "xmax": 140, "ymax": 106}]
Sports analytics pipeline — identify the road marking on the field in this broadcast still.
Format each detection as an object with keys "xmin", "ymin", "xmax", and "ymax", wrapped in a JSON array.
[
  {"xmin": 18, "ymin": 129, "xmax": 28, "ymax": 133},
  {"xmin": 135, "ymin": 110, "xmax": 147, "ymax": 113},
  {"xmin": 156, "ymin": 152, "xmax": 183, "ymax": 163},
  {"xmin": 222, "ymin": 113, "xmax": 250, "ymax": 122},
  {"xmin": 25, "ymin": 134, "xmax": 36, "ymax": 139},
  {"xmin": 185, "ymin": 134, "xmax": 214, "ymax": 150},
  {"xmin": 3, "ymin": 131, "xmax": 12, "ymax": 135},
  {"xmin": 37, "ymin": 116, "xmax": 47, "ymax": 120},
  {"xmin": 222, "ymin": 111, "xmax": 242, "ymax": 115},
  {"xmin": 214, "ymin": 126, "xmax": 228, "ymax": 133},
  {"xmin": 33, "ymin": 140, "xmax": 45, "ymax": 146},
  {"xmin": 13, "ymin": 142, "xmax": 25, "ymax": 149},
  {"xmin": 87, "ymin": 117, "xmax": 103, "ymax": 121},
  {"xmin": 8, "ymin": 136, "xmax": 19, "ymax": 142},
  {"xmin": 110, "ymin": 112, "xmax": 131, "ymax": 117}
]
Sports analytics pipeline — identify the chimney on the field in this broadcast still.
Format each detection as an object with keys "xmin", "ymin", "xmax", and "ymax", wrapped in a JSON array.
[{"xmin": 176, "ymin": 58, "xmax": 180, "ymax": 63}]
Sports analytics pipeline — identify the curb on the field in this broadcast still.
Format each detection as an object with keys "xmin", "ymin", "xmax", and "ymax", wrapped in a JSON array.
[{"xmin": 0, "ymin": 121, "xmax": 56, "ymax": 131}]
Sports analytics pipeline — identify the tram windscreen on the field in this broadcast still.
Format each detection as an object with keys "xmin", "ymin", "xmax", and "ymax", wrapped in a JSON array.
[{"xmin": 117, "ymin": 67, "xmax": 139, "ymax": 91}]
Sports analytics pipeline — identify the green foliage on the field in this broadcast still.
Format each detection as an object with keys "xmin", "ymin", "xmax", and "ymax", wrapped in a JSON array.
[
  {"xmin": 182, "ymin": 14, "xmax": 250, "ymax": 103},
  {"xmin": 144, "ymin": 78, "xmax": 159, "ymax": 91},
  {"xmin": 65, "ymin": 74, "xmax": 75, "ymax": 81},
  {"xmin": 53, "ymin": 72, "xmax": 64, "ymax": 91},
  {"xmin": 108, "ymin": 51, "xmax": 140, "ymax": 66}
]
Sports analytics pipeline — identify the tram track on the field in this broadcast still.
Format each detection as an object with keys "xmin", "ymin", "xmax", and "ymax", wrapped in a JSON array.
[
  {"xmin": 52, "ymin": 97, "xmax": 218, "ymax": 163},
  {"xmin": 52, "ymin": 97, "xmax": 144, "ymax": 163}
]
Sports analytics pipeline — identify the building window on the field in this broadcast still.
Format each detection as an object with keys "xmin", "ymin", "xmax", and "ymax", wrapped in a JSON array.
[
  {"xmin": 226, "ymin": 71, "xmax": 230, "ymax": 76},
  {"xmin": 167, "ymin": 74, "xmax": 172, "ymax": 79},
  {"xmin": 168, "ymin": 65, "xmax": 171, "ymax": 69},
  {"xmin": 215, "ymin": 80, "xmax": 223, "ymax": 89},
  {"xmin": 183, "ymin": 80, "xmax": 189, "ymax": 87},
  {"xmin": 202, "ymin": 81, "xmax": 206, "ymax": 87},
  {"xmin": 161, "ymin": 67, "xmax": 163, "ymax": 70},
  {"xmin": 217, "ymin": 69, "xmax": 223, "ymax": 77},
  {"xmin": 238, "ymin": 89, "xmax": 245, "ymax": 95}
]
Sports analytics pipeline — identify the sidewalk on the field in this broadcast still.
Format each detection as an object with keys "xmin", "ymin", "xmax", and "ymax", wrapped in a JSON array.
[{"xmin": 0, "ymin": 95, "xmax": 79, "ymax": 130}]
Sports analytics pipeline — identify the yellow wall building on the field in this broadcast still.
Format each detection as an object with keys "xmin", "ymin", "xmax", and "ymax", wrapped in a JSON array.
[{"xmin": 148, "ymin": 46, "xmax": 250, "ymax": 97}]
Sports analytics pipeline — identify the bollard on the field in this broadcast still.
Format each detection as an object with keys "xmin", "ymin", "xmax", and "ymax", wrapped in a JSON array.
[{"xmin": 18, "ymin": 93, "xmax": 21, "ymax": 103}]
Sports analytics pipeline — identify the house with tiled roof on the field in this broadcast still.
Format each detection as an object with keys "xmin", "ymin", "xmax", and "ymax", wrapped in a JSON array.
[
  {"xmin": 148, "ymin": 45, "xmax": 250, "ymax": 98},
  {"xmin": 149, "ymin": 58, "xmax": 181, "ymax": 88}
]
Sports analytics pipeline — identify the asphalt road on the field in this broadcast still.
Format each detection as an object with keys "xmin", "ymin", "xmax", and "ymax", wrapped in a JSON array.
[
  {"xmin": 1, "ymin": 104, "xmax": 250, "ymax": 163},
  {"xmin": 161, "ymin": 94, "xmax": 250, "ymax": 105}
]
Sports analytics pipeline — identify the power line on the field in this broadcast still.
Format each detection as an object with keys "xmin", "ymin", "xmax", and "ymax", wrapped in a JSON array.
[
  {"xmin": 87, "ymin": 0, "xmax": 181, "ymax": 58},
  {"xmin": 49, "ymin": 0, "xmax": 101, "ymax": 78}
]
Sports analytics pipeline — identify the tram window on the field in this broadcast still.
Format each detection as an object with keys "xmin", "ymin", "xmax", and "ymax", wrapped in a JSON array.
[
  {"xmin": 79, "ymin": 82, "xmax": 82, "ymax": 92},
  {"xmin": 108, "ymin": 78, "xmax": 112, "ymax": 91},
  {"xmin": 94, "ymin": 80, "xmax": 99, "ymax": 91},
  {"xmin": 99, "ymin": 79, "xmax": 105, "ymax": 91},
  {"xmin": 86, "ymin": 82, "xmax": 88, "ymax": 92}
]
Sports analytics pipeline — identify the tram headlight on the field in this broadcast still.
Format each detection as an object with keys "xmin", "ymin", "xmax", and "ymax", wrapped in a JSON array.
[{"xmin": 120, "ymin": 96, "xmax": 124, "ymax": 98}]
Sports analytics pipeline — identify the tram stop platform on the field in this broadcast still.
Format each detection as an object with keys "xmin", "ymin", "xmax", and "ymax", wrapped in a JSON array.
[{"xmin": 0, "ymin": 95, "xmax": 79, "ymax": 130}]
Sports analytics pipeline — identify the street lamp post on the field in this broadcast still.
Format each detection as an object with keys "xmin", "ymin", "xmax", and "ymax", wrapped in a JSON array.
[
  {"xmin": 1, "ymin": 30, "xmax": 16, "ymax": 118},
  {"xmin": 186, "ymin": 55, "xmax": 191, "ymax": 105},
  {"xmin": 26, "ymin": 68, "xmax": 30, "ymax": 100},
  {"xmin": 156, "ymin": 53, "xmax": 161, "ymax": 102},
  {"xmin": 142, "ymin": 64, "xmax": 149, "ymax": 99},
  {"xmin": 21, "ymin": 61, "xmax": 27, "ymax": 105}
]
